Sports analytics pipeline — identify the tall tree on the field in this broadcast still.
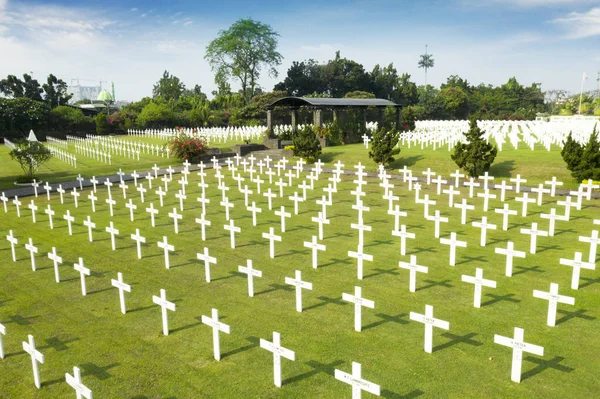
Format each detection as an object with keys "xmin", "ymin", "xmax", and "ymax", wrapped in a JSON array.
[
  {"xmin": 0, "ymin": 74, "xmax": 43, "ymax": 101},
  {"xmin": 205, "ymin": 18, "xmax": 282, "ymax": 104},
  {"xmin": 42, "ymin": 74, "xmax": 72, "ymax": 108},
  {"xmin": 152, "ymin": 71, "xmax": 186, "ymax": 101},
  {"xmin": 418, "ymin": 44, "xmax": 435, "ymax": 86},
  {"xmin": 451, "ymin": 118, "xmax": 498, "ymax": 177}
]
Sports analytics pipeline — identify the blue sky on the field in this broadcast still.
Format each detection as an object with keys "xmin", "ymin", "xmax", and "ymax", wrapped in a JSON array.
[{"xmin": 0, "ymin": 0, "xmax": 599, "ymax": 101}]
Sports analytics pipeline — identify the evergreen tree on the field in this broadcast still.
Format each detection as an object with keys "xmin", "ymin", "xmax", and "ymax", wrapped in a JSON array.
[
  {"xmin": 292, "ymin": 126, "xmax": 321, "ymax": 161},
  {"xmin": 451, "ymin": 117, "xmax": 498, "ymax": 177},
  {"xmin": 401, "ymin": 106, "xmax": 416, "ymax": 131},
  {"xmin": 560, "ymin": 131, "xmax": 583, "ymax": 171},
  {"xmin": 572, "ymin": 125, "xmax": 600, "ymax": 181},
  {"xmin": 369, "ymin": 128, "xmax": 400, "ymax": 166}
]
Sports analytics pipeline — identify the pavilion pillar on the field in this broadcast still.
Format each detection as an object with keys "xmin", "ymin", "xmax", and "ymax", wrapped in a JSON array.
[
  {"xmin": 266, "ymin": 109, "xmax": 274, "ymax": 137},
  {"xmin": 396, "ymin": 107, "xmax": 402, "ymax": 130},
  {"xmin": 291, "ymin": 107, "xmax": 299, "ymax": 135},
  {"xmin": 362, "ymin": 108, "xmax": 368, "ymax": 133},
  {"xmin": 378, "ymin": 108, "xmax": 385, "ymax": 130},
  {"xmin": 313, "ymin": 109, "xmax": 323, "ymax": 128},
  {"xmin": 333, "ymin": 109, "xmax": 338, "ymax": 122}
]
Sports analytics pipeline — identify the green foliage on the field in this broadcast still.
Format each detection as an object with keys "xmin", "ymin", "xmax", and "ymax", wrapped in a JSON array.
[
  {"xmin": 0, "ymin": 73, "xmax": 43, "ymax": 100},
  {"xmin": 137, "ymin": 102, "xmax": 174, "ymax": 128},
  {"xmin": 292, "ymin": 125, "xmax": 321, "ymax": 161},
  {"xmin": 369, "ymin": 128, "xmax": 400, "ymax": 166},
  {"xmin": 42, "ymin": 74, "xmax": 72, "ymax": 108},
  {"xmin": 563, "ymin": 126, "xmax": 600, "ymax": 182},
  {"xmin": 152, "ymin": 71, "xmax": 186, "ymax": 101},
  {"xmin": 9, "ymin": 140, "xmax": 53, "ymax": 180},
  {"xmin": 49, "ymin": 106, "xmax": 90, "ymax": 133},
  {"xmin": 205, "ymin": 18, "xmax": 282, "ymax": 104},
  {"xmin": 344, "ymin": 91, "xmax": 375, "ymax": 99},
  {"xmin": 0, "ymin": 98, "xmax": 50, "ymax": 137},
  {"xmin": 401, "ymin": 106, "xmax": 417, "ymax": 131},
  {"xmin": 94, "ymin": 113, "xmax": 110, "ymax": 134},
  {"xmin": 451, "ymin": 118, "xmax": 498, "ymax": 177},
  {"xmin": 439, "ymin": 87, "xmax": 469, "ymax": 119},
  {"xmin": 167, "ymin": 131, "xmax": 209, "ymax": 161}
]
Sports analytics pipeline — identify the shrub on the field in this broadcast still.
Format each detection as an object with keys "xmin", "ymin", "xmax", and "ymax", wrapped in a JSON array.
[
  {"xmin": 292, "ymin": 126, "xmax": 321, "ymax": 161},
  {"xmin": 167, "ymin": 131, "xmax": 208, "ymax": 161},
  {"xmin": 369, "ymin": 128, "xmax": 400, "ymax": 166},
  {"xmin": 94, "ymin": 113, "xmax": 110, "ymax": 134},
  {"xmin": 564, "ymin": 125, "xmax": 600, "ymax": 182},
  {"xmin": 401, "ymin": 106, "xmax": 417, "ymax": 131},
  {"xmin": 284, "ymin": 145, "xmax": 295, "ymax": 151},
  {"xmin": 451, "ymin": 117, "xmax": 498, "ymax": 177},
  {"xmin": 9, "ymin": 139, "xmax": 52, "ymax": 181}
]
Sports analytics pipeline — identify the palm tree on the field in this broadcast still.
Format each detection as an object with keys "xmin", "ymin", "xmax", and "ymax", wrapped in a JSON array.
[{"xmin": 418, "ymin": 44, "xmax": 435, "ymax": 86}]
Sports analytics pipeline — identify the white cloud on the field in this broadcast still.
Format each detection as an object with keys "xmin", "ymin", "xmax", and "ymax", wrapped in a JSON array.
[
  {"xmin": 551, "ymin": 7, "xmax": 600, "ymax": 38},
  {"xmin": 183, "ymin": 20, "xmax": 194, "ymax": 26},
  {"xmin": 131, "ymin": 8, "xmax": 138, "ymax": 12}
]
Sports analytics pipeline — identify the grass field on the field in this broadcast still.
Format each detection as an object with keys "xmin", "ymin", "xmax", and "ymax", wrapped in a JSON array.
[{"xmin": 0, "ymin": 158, "xmax": 598, "ymax": 398}]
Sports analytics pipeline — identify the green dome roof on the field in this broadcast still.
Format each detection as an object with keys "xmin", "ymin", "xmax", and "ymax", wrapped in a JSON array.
[{"xmin": 97, "ymin": 90, "xmax": 113, "ymax": 101}]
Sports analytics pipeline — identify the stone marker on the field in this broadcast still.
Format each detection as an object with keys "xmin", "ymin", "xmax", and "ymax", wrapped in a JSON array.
[
  {"xmin": 22, "ymin": 335, "xmax": 44, "ymax": 389},
  {"xmin": 461, "ymin": 268, "xmax": 497, "ymax": 308},
  {"xmin": 201, "ymin": 308, "xmax": 230, "ymax": 361},
  {"xmin": 152, "ymin": 289, "xmax": 176, "ymax": 336},
  {"xmin": 238, "ymin": 259, "xmax": 262, "ymax": 297},
  {"xmin": 410, "ymin": 304, "xmax": 450, "ymax": 353},
  {"xmin": 285, "ymin": 270, "xmax": 313, "ymax": 312},
  {"xmin": 342, "ymin": 286, "xmax": 375, "ymax": 332},
  {"xmin": 111, "ymin": 272, "xmax": 131, "ymax": 314},
  {"xmin": 260, "ymin": 331, "xmax": 295, "ymax": 388},
  {"xmin": 494, "ymin": 327, "xmax": 543, "ymax": 383},
  {"xmin": 533, "ymin": 283, "xmax": 575, "ymax": 326},
  {"xmin": 335, "ymin": 362, "xmax": 380, "ymax": 399}
]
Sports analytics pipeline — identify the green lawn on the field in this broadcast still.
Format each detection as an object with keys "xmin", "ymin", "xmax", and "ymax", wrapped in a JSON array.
[{"xmin": 0, "ymin": 159, "xmax": 598, "ymax": 398}]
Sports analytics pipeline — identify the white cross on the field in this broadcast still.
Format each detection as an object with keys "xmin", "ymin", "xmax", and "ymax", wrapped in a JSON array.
[
  {"xmin": 288, "ymin": 191, "xmax": 304, "ymax": 215},
  {"xmin": 311, "ymin": 212, "xmax": 330, "ymax": 240},
  {"xmin": 73, "ymin": 257, "xmax": 90, "ymax": 296},
  {"xmin": 197, "ymin": 247, "xmax": 217, "ymax": 282},
  {"xmin": 240, "ymin": 185, "xmax": 253, "ymax": 207},
  {"xmin": 32, "ymin": 179, "xmax": 39, "ymax": 197},
  {"xmin": 260, "ymin": 331, "xmax": 296, "ymax": 388},
  {"xmin": 137, "ymin": 184, "xmax": 147, "ymax": 203},
  {"xmin": 540, "ymin": 208, "xmax": 566, "ymax": 236},
  {"xmin": 348, "ymin": 244, "xmax": 373, "ymax": 280},
  {"xmin": 520, "ymin": 222, "xmax": 548, "ymax": 254},
  {"xmin": 426, "ymin": 210, "xmax": 449, "ymax": 239},
  {"xmin": 461, "ymin": 268, "xmax": 497, "ymax": 308},
  {"xmin": 495, "ymin": 204, "xmax": 517, "ymax": 231},
  {"xmin": 472, "ymin": 216, "xmax": 497, "ymax": 246},
  {"xmin": 533, "ymin": 283, "xmax": 575, "ymax": 326},
  {"xmin": 0, "ymin": 192, "xmax": 7, "ymax": 212},
  {"xmin": 131, "ymin": 170, "xmax": 140, "ymax": 186},
  {"xmin": 450, "ymin": 170, "xmax": 465, "ymax": 187},
  {"xmin": 263, "ymin": 227, "xmax": 282, "ymax": 259},
  {"xmin": 111, "ymin": 272, "xmax": 131, "ymax": 314},
  {"xmin": 495, "ymin": 180, "xmax": 513, "ymax": 202},
  {"xmin": 263, "ymin": 189, "xmax": 277, "ymax": 210},
  {"xmin": 65, "ymin": 366, "xmax": 92, "ymax": 398},
  {"xmin": 123, "ymin": 199, "xmax": 137, "ymax": 222},
  {"xmin": 22, "ymin": 335, "xmax": 44, "ymax": 389},
  {"xmin": 285, "ymin": 270, "xmax": 313, "ymax": 312},
  {"xmin": 166, "ymin": 166, "xmax": 175, "ymax": 180},
  {"xmin": 152, "ymin": 289, "xmax": 176, "ymax": 336},
  {"xmin": 362, "ymin": 133, "xmax": 371, "ymax": 148},
  {"xmin": 155, "ymin": 187, "xmax": 166, "ymax": 207},
  {"xmin": 410, "ymin": 304, "xmax": 450, "ymax": 353},
  {"xmin": 442, "ymin": 185, "xmax": 460, "ymax": 207},
  {"xmin": 25, "ymin": 238, "xmax": 38, "ymax": 271},
  {"xmin": 494, "ymin": 327, "xmax": 544, "ymax": 383},
  {"xmin": 48, "ymin": 246, "xmax": 63, "ymax": 283},
  {"xmin": 392, "ymin": 224, "xmax": 416, "ymax": 256},
  {"xmin": 579, "ymin": 229, "xmax": 599, "ymax": 263},
  {"xmin": 387, "ymin": 205, "xmax": 407, "ymax": 232},
  {"xmin": 495, "ymin": 241, "xmax": 526, "ymax": 277},
  {"xmin": 57, "ymin": 184, "xmax": 66, "ymax": 204},
  {"xmin": 6, "ymin": 230, "xmax": 18, "ymax": 262},
  {"xmin": 568, "ymin": 187, "xmax": 585, "ymax": 210},
  {"xmin": 220, "ymin": 197, "xmax": 234, "ymax": 221},
  {"xmin": 0, "ymin": 322, "xmax": 5, "ymax": 359},
  {"xmin": 477, "ymin": 189, "xmax": 496, "ymax": 212},
  {"xmin": 175, "ymin": 190, "xmax": 186, "ymax": 211},
  {"xmin": 105, "ymin": 197, "xmax": 116, "ymax": 217},
  {"xmin": 13, "ymin": 196, "xmax": 21, "ymax": 217},
  {"xmin": 157, "ymin": 236, "xmax": 174, "ymax": 269},
  {"xmin": 463, "ymin": 178, "xmax": 480, "ymax": 198},
  {"xmin": 119, "ymin": 181, "xmax": 129, "ymax": 199},
  {"xmin": 342, "ymin": 286, "xmax": 375, "ymax": 332},
  {"xmin": 432, "ymin": 175, "xmax": 448, "ymax": 195},
  {"xmin": 152, "ymin": 164, "xmax": 160, "ymax": 178},
  {"xmin": 557, "ymin": 196, "xmax": 576, "ymax": 220},
  {"xmin": 515, "ymin": 192, "xmax": 536, "ymax": 217},
  {"xmin": 335, "ymin": 362, "xmax": 380, "ymax": 399},
  {"xmin": 304, "ymin": 236, "xmax": 326, "ymax": 269},
  {"xmin": 559, "ymin": 251, "xmax": 595, "ymax": 290},
  {"xmin": 422, "ymin": 168, "xmax": 436, "ymax": 185},
  {"xmin": 352, "ymin": 201, "xmax": 370, "ymax": 225},
  {"xmin": 478, "ymin": 171, "xmax": 494, "ymax": 190},
  {"xmin": 201, "ymin": 308, "xmax": 231, "ymax": 361},
  {"xmin": 351, "ymin": 221, "xmax": 372, "ymax": 248},
  {"xmin": 238, "ymin": 259, "xmax": 262, "ymax": 297},
  {"xmin": 440, "ymin": 232, "xmax": 467, "ymax": 266},
  {"xmin": 224, "ymin": 219, "xmax": 241, "ymax": 249},
  {"xmin": 87, "ymin": 192, "xmax": 97, "ymax": 213},
  {"xmin": 117, "ymin": 168, "xmax": 125, "ymax": 182},
  {"xmin": 168, "ymin": 208, "xmax": 182, "ymax": 234},
  {"xmin": 130, "ymin": 228, "xmax": 146, "ymax": 259},
  {"xmin": 103, "ymin": 179, "xmax": 113, "ymax": 198},
  {"xmin": 63, "ymin": 210, "xmax": 75, "ymax": 235},
  {"xmin": 28, "ymin": 200, "xmax": 38, "ymax": 223},
  {"xmin": 275, "ymin": 179, "xmax": 287, "ymax": 198},
  {"xmin": 453, "ymin": 198, "xmax": 475, "ymax": 225},
  {"xmin": 531, "ymin": 183, "xmax": 550, "ymax": 205},
  {"xmin": 399, "ymin": 255, "xmax": 428, "ymax": 292},
  {"xmin": 105, "ymin": 221, "xmax": 119, "ymax": 251},
  {"xmin": 275, "ymin": 206, "xmax": 291, "ymax": 233},
  {"xmin": 247, "ymin": 202, "xmax": 262, "ymax": 226},
  {"xmin": 89, "ymin": 176, "xmax": 98, "ymax": 192},
  {"xmin": 581, "ymin": 179, "xmax": 599, "ymax": 200},
  {"xmin": 79, "ymin": 215, "xmax": 94, "ymax": 243},
  {"xmin": 420, "ymin": 194, "xmax": 436, "ymax": 218},
  {"xmin": 43, "ymin": 182, "xmax": 53, "ymax": 200},
  {"xmin": 510, "ymin": 174, "xmax": 527, "ymax": 193}
]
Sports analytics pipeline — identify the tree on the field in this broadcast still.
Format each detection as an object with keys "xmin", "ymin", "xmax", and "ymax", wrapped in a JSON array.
[
  {"xmin": 152, "ymin": 71, "xmax": 185, "ymax": 101},
  {"xmin": 49, "ymin": 106, "xmax": 89, "ymax": 133},
  {"xmin": 451, "ymin": 117, "xmax": 498, "ymax": 177},
  {"xmin": 0, "ymin": 74, "xmax": 43, "ymax": 100},
  {"xmin": 95, "ymin": 113, "xmax": 110, "ymax": 134},
  {"xmin": 439, "ymin": 87, "xmax": 469, "ymax": 119},
  {"xmin": 323, "ymin": 51, "xmax": 371, "ymax": 97},
  {"xmin": 292, "ymin": 126, "xmax": 321, "ymax": 161},
  {"xmin": 561, "ymin": 132, "xmax": 584, "ymax": 171},
  {"xmin": 572, "ymin": 126, "xmax": 600, "ymax": 181},
  {"xmin": 205, "ymin": 18, "xmax": 282, "ymax": 104},
  {"xmin": 42, "ymin": 74, "xmax": 72, "ymax": 108},
  {"xmin": 137, "ymin": 102, "xmax": 174, "ymax": 128},
  {"xmin": 369, "ymin": 128, "xmax": 400, "ymax": 166},
  {"xmin": 393, "ymin": 73, "xmax": 419, "ymax": 107},
  {"xmin": 9, "ymin": 140, "xmax": 53, "ymax": 181},
  {"xmin": 418, "ymin": 45, "xmax": 434, "ymax": 85},
  {"xmin": 400, "ymin": 106, "xmax": 417, "ymax": 131},
  {"xmin": 344, "ymin": 91, "xmax": 375, "ymax": 99},
  {"xmin": 274, "ymin": 59, "xmax": 326, "ymax": 96},
  {"xmin": 0, "ymin": 98, "xmax": 50, "ymax": 137}
]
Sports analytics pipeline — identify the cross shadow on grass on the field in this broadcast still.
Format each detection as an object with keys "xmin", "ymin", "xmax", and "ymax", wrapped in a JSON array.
[
  {"xmin": 221, "ymin": 336, "xmax": 260, "ymax": 359},
  {"xmin": 554, "ymin": 228, "xmax": 577, "ymax": 236},
  {"xmin": 170, "ymin": 316, "xmax": 203, "ymax": 334},
  {"xmin": 362, "ymin": 313, "xmax": 409, "ymax": 331},
  {"xmin": 278, "ymin": 248, "xmax": 309, "ymax": 258},
  {"xmin": 304, "ymin": 296, "xmax": 348, "ymax": 312},
  {"xmin": 536, "ymin": 244, "xmax": 563, "ymax": 253},
  {"xmin": 555, "ymin": 308, "xmax": 596, "ymax": 326},
  {"xmin": 319, "ymin": 258, "xmax": 352, "ymax": 268},
  {"xmin": 87, "ymin": 287, "xmax": 113, "ymax": 295},
  {"xmin": 481, "ymin": 293, "xmax": 520, "ymax": 307},
  {"xmin": 363, "ymin": 268, "xmax": 400, "ymax": 279},
  {"xmin": 456, "ymin": 255, "xmax": 487, "ymax": 266},
  {"xmin": 407, "ymin": 247, "xmax": 436, "ymax": 255},
  {"xmin": 282, "ymin": 359, "xmax": 344, "ymax": 385},
  {"xmin": 128, "ymin": 305, "xmax": 155, "ymax": 313},
  {"xmin": 432, "ymin": 332, "xmax": 482, "ymax": 353},
  {"xmin": 212, "ymin": 271, "xmax": 245, "ymax": 282},
  {"xmin": 521, "ymin": 356, "xmax": 574, "ymax": 382},
  {"xmin": 255, "ymin": 283, "xmax": 294, "ymax": 297},
  {"xmin": 80, "ymin": 362, "xmax": 120, "ymax": 380},
  {"xmin": 579, "ymin": 277, "xmax": 600, "ymax": 289},
  {"xmin": 1, "ymin": 314, "xmax": 39, "ymax": 325},
  {"xmin": 381, "ymin": 388, "xmax": 425, "ymax": 399},
  {"xmin": 390, "ymin": 155, "xmax": 425, "ymax": 169},
  {"xmin": 415, "ymin": 279, "xmax": 453, "ymax": 292},
  {"xmin": 41, "ymin": 336, "xmax": 80, "ymax": 352},
  {"xmin": 364, "ymin": 239, "xmax": 394, "ymax": 248},
  {"xmin": 513, "ymin": 265, "xmax": 544, "ymax": 276}
]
